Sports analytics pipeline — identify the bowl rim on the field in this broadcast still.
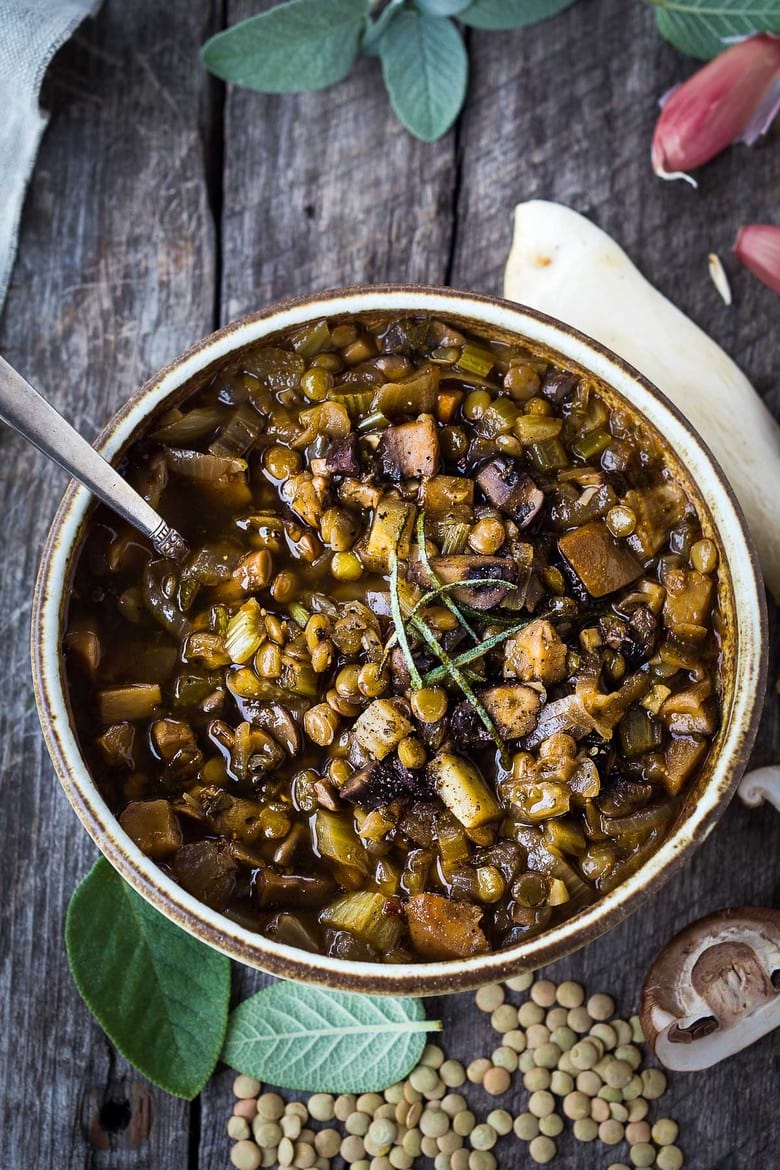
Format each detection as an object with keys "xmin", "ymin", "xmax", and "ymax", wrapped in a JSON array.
[{"xmin": 31, "ymin": 283, "xmax": 768, "ymax": 995}]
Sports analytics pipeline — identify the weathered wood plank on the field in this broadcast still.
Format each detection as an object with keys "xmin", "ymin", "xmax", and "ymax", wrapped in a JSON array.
[
  {"xmin": 218, "ymin": 0, "xmax": 457, "ymax": 322},
  {"xmin": 0, "ymin": 1, "xmax": 216, "ymax": 1166}
]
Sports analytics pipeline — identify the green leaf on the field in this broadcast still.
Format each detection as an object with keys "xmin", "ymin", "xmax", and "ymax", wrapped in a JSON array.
[
  {"xmin": 415, "ymin": 0, "xmax": 473, "ymax": 15},
  {"xmin": 379, "ymin": 11, "xmax": 468, "ymax": 141},
  {"xmin": 648, "ymin": 0, "xmax": 780, "ymax": 59},
  {"xmin": 201, "ymin": 0, "xmax": 370, "ymax": 92},
  {"xmin": 66, "ymin": 859, "xmax": 231, "ymax": 1100},
  {"xmin": 460, "ymin": 0, "xmax": 579, "ymax": 29},
  {"xmin": 222, "ymin": 983, "xmax": 441, "ymax": 1092}
]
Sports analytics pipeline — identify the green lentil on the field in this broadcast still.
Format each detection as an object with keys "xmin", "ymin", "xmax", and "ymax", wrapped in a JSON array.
[
  {"xmin": 468, "ymin": 1152, "xmax": 496, "ymax": 1170},
  {"xmin": 491, "ymin": 1046, "xmax": 518, "ymax": 1072},
  {"xmin": 334, "ymin": 1095, "xmax": 357, "ymax": 1122},
  {"xmin": 230, "ymin": 1140, "xmax": 263, "ymax": 1170},
  {"xmin": 421, "ymin": 1045, "xmax": 446, "ymax": 1069},
  {"xmin": 277, "ymin": 1136, "xmax": 295, "ymax": 1166},
  {"xmin": 610, "ymin": 1102, "xmax": 629, "ymax": 1122},
  {"xmin": 567, "ymin": 1007, "xmax": 592, "ymax": 1034},
  {"xmin": 441, "ymin": 1094, "xmax": 467, "ymax": 1117},
  {"xmin": 598, "ymin": 1087, "xmax": 623, "ymax": 1103},
  {"xmin": 630, "ymin": 1015, "xmax": 645, "ymax": 1043},
  {"xmin": 307, "ymin": 1094, "xmax": 334, "ymax": 1122},
  {"xmin": 626, "ymin": 1121, "xmax": 651, "ymax": 1145},
  {"xmin": 550, "ymin": 1070, "xmax": 574, "ymax": 1096},
  {"xmin": 314, "ymin": 1130, "xmax": 341, "ymax": 1159},
  {"xmin": 544, "ymin": 1007, "xmax": 569, "ymax": 1031},
  {"xmin": 530, "ymin": 980, "xmax": 557, "ymax": 1007},
  {"xmin": 389, "ymin": 1149, "xmax": 412, "ymax": 1170},
  {"xmin": 233, "ymin": 1075, "xmax": 262, "ymax": 1099},
  {"xmin": 475, "ymin": 984, "xmax": 505, "ymax": 1012},
  {"xmin": 421, "ymin": 1136, "xmax": 440, "ymax": 1159},
  {"xmin": 440, "ymin": 1060, "xmax": 466, "ymax": 1087},
  {"xmin": 280, "ymin": 1115, "xmax": 301, "ymax": 1140},
  {"xmin": 557, "ymin": 1051, "xmax": 576, "ymax": 1075},
  {"xmin": 409, "ymin": 1066, "xmax": 439, "ymax": 1095},
  {"xmin": 534, "ymin": 1042, "xmax": 562, "ymax": 1069},
  {"xmin": 503, "ymin": 1029, "xmax": 527, "ymax": 1053},
  {"xmin": 453, "ymin": 1111, "xmax": 476, "ymax": 1138},
  {"xmin": 623, "ymin": 1076, "xmax": 645, "ymax": 1101},
  {"xmin": 615, "ymin": 1044, "xmax": 642, "ymax": 1069},
  {"xmin": 346, "ymin": 1113, "xmax": 371, "ymax": 1137},
  {"xmin": 490, "ymin": 1004, "xmax": 519, "ymax": 1033},
  {"xmin": 613, "ymin": 1020, "xmax": 633, "ymax": 1046},
  {"xmin": 383, "ymin": 1084, "xmax": 405, "ymax": 1105},
  {"xmin": 407, "ymin": 1102, "xmax": 423, "ymax": 1129},
  {"xmin": 604, "ymin": 1059, "xmax": 634, "ymax": 1089},
  {"xmin": 420, "ymin": 1109, "xmax": 450, "ymax": 1139},
  {"xmin": 438, "ymin": 1132, "xmax": 464, "ymax": 1155},
  {"xmin": 606, "ymin": 1164, "xmax": 632, "ymax": 1170},
  {"xmin": 570, "ymin": 1040, "xmax": 600, "ymax": 1070},
  {"xmin": 590, "ymin": 1023, "xmax": 618, "ymax": 1050},
  {"xmin": 526, "ymin": 1024, "xmax": 551, "ymax": 1049},
  {"xmin": 652, "ymin": 1119, "xmax": 679, "ymax": 1146},
  {"xmin": 556, "ymin": 981, "xmax": 585, "ymax": 1008},
  {"xmin": 256, "ymin": 1094, "xmax": 285, "ymax": 1122},
  {"xmin": 293, "ymin": 1142, "xmax": 316, "ymax": 1169},
  {"xmin": 253, "ymin": 1122, "xmax": 283, "ymax": 1148},
  {"xmin": 518, "ymin": 1051, "xmax": 537, "ymax": 1073},
  {"xmin": 575, "ymin": 1071, "xmax": 602, "ymax": 1096},
  {"xmin": 228, "ymin": 1117, "xmax": 251, "ymax": 1142},
  {"xmin": 402, "ymin": 1130, "xmax": 422, "ymax": 1158},
  {"xmin": 629, "ymin": 1143, "xmax": 656, "ymax": 1168},
  {"xmin": 514, "ymin": 1113, "xmax": 540, "ymax": 1140},
  {"xmin": 505, "ymin": 972, "xmax": 534, "ymax": 992},
  {"xmin": 469, "ymin": 1124, "xmax": 497, "ymax": 1152},
  {"xmin": 572, "ymin": 1117, "xmax": 598, "ymax": 1142},
  {"xmin": 538, "ymin": 1114, "xmax": 563, "ymax": 1138},
  {"xmin": 357, "ymin": 1094, "xmax": 383, "ymax": 1114},
  {"xmin": 550, "ymin": 1026, "xmax": 577, "ymax": 1051},
  {"xmin": 600, "ymin": 1120, "xmax": 625, "ymax": 1145},
  {"xmin": 486, "ymin": 1110, "xmax": 513, "ymax": 1136},
  {"xmin": 587, "ymin": 994, "xmax": 615, "ymax": 1021},
  {"xmin": 529, "ymin": 1135, "xmax": 557, "ymax": 1164},
  {"xmin": 528, "ymin": 1091, "xmax": 555, "ymax": 1119},
  {"xmin": 451, "ymin": 1152, "xmax": 470, "ymax": 1170},
  {"xmin": 590, "ymin": 1098, "xmax": 610, "ymax": 1123},
  {"xmin": 367, "ymin": 1118, "xmax": 397, "ymax": 1153},
  {"xmin": 562, "ymin": 1092, "xmax": 591, "ymax": 1120},
  {"xmin": 641, "ymin": 1069, "xmax": 667, "ymax": 1100},
  {"xmin": 483, "ymin": 1066, "xmax": 511, "ymax": 1096},
  {"xmin": 524, "ymin": 1068, "xmax": 551, "ymax": 1093},
  {"xmin": 656, "ymin": 1146, "xmax": 684, "ymax": 1170},
  {"xmin": 433, "ymin": 1156, "xmax": 450, "ymax": 1170},
  {"xmin": 518, "ymin": 1002, "xmax": 546, "ymax": 1028}
]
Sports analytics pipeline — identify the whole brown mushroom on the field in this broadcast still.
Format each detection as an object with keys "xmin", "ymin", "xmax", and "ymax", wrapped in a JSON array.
[{"xmin": 640, "ymin": 907, "xmax": 780, "ymax": 1071}]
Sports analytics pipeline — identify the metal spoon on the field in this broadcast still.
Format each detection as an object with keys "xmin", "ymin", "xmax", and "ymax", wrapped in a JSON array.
[{"xmin": 0, "ymin": 355, "xmax": 188, "ymax": 559}]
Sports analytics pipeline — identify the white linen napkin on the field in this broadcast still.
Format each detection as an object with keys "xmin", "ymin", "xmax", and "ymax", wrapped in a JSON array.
[{"xmin": 0, "ymin": 0, "xmax": 101, "ymax": 311}]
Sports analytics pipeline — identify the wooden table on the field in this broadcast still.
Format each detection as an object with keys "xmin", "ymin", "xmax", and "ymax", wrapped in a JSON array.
[{"xmin": 0, "ymin": 2, "xmax": 777, "ymax": 1167}]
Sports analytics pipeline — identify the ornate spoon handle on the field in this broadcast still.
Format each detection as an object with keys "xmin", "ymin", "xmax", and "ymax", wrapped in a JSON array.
[{"xmin": 0, "ymin": 355, "xmax": 188, "ymax": 560}]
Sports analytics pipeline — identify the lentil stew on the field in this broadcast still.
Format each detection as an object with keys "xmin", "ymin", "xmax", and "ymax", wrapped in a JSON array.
[{"xmin": 64, "ymin": 312, "xmax": 723, "ymax": 963}]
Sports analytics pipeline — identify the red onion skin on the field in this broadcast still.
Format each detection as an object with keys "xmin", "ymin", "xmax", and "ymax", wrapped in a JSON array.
[
  {"xmin": 734, "ymin": 225, "xmax": 780, "ymax": 295},
  {"xmin": 652, "ymin": 34, "xmax": 780, "ymax": 177}
]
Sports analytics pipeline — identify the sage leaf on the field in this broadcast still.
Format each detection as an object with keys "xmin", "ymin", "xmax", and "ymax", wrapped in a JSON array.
[
  {"xmin": 222, "ymin": 983, "xmax": 441, "ymax": 1092},
  {"xmin": 66, "ymin": 859, "xmax": 231, "ymax": 1100},
  {"xmin": 379, "ymin": 10, "xmax": 468, "ymax": 141},
  {"xmin": 460, "ymin": 0, "xmax": 579, "ymax": 29},
  {"xmin": 415, "ymin": 0, "xmax": 473, "ymax": 16},
  {"xmin": 648, "ymin": 0, "xmax": 780, "ymax": 60},
  {"xmin": 201, "ymin": 0, "xmax": 371, "ymax": 93}
]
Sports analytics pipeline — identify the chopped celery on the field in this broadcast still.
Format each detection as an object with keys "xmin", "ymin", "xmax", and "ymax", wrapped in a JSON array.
[
  {"xmin": 514, "ymin": 414, "xmax": 563, "ymax": 444},
  {"xmin": 428, "ymin": 751, "xmax": 501, "ymax": 829},
  {"xmin": 617, "ymin": 706, "xmax": 663, "ymax": 758},
  {"xmin": 290, "ymin": 318, "xmax": 331, "ymax": 358},
  {"xmin": 98, "ymin": 683, "xmax": 161, "ymax": 724},
  {"xmin": 320, "ymin": 891, "xmax": 403, "ymax": 953},
  {"xmin": 352, "ymin": 696, "xmax": 413, "ymax": 759},
  {"xmin": 312, "ymin": 810, "xmax": 370, "ymax": 878},
  {"xmin": 441, "ymin": 522, "xmax": 471, "ymax": 555},
  {"xmin": 357, "ymin": 410, "xmax": 391, "ymax": 433},
  {"xmin": 455, "ymin": 342, "xmax": 495, "ymax": 379},
  {"xmin": 527, "ymin": 438, "xmax": 569, "ymax": 472},
  {"xmin": 572, "ymin": 428, "xmax": 612, "ymax": 462},
  {"xmin": 328, "ymin": 388, "xmax": 374, "ymax": 419},
  {"xmin": 364, "ymin": 498, "xmax": 416, "ymax": 573},
  {"xmin": 287, "ymin": 601, "xmax": 310, "ymax": 628},
  {"xmin": 225, "ymin": 598, "xmax": 266, "ymax": 663}
]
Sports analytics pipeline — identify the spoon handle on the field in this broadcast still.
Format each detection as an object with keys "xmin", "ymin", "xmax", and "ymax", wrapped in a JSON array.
[{"xmin": 0, "ymin": 355, "xmax": 188, "ymax": 560}]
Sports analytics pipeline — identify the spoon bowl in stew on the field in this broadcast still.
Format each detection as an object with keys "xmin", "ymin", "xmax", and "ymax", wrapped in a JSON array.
[{"xmin": 31, "ymin": 286, "xmax": 767, "ymax": 994}]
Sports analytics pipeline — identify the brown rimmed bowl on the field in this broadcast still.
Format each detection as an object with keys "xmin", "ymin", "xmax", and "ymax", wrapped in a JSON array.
[{"xmin": 32, "ymin": 286, "xmax": 768, "ymax": 995}]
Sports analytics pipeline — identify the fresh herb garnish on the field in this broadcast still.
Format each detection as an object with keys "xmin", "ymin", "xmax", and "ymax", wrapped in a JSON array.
[
  {"xmin": 390, "ymin": 548, "xmax": 424, "ymax": 687},
  {"xmin": 65, "ymin": 858, "xmax": 231, "ymax": 1099},
  {"xmin": 222, "ymin": 983, "xmax": 441, "ymax": 1092},
  {"xmin": 420, "ymin": 615, "xmax": 540, "ymax": 686},
  {"xmin": 200, "ymin": 0, "xmax": 780, "ymax": 142},
  {"xmin": 416, "ymin": 512, "xmax": 477, "ymax": 639}
]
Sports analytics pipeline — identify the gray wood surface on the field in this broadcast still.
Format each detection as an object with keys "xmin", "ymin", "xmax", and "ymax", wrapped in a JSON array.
[{"xmin": 0, "ymin": 1, "xmax": 777, "ymax": 1168}]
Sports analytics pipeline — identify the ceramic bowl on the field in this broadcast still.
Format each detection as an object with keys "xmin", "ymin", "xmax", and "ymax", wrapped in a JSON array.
[{"xmin": 32, "ymin": 286, "xmax": 768, "ymax": 995}]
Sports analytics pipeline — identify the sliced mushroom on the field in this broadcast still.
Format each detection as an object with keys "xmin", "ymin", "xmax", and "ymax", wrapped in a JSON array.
[
  {"xmin": 640, "ymin": 906, "xmax": 780, "ymax": 1071},
  {"xmin": 738, "ymin": 765, "xmax": 780, "ymax": 814}
]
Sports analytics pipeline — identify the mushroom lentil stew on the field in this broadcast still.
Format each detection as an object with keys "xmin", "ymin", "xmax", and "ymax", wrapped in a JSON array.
[{"xmin": 65, "ymin": 313, "xmax": 723, "ymax": 963}]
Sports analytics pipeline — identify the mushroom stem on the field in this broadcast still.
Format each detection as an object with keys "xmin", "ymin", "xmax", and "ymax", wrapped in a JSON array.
[
  {"xmin": 738, "ymin": 765, "xmax": 780, "ymax": 813},
  {"xmin": 640, "ymin": 907, "xmax": 780, "ymax": 1072}
]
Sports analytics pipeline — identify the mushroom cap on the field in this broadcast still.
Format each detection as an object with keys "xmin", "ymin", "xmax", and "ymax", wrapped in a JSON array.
[
  {"xmin": 738, "ymin": 764, "xmax": 780, "ymax": 812},
  {"xmin": 640, "ymin": 906, "xmax": 780, "ymax": 1071}
]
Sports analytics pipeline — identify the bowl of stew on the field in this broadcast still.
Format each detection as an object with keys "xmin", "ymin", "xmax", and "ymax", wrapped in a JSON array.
[{"xmin": 32, "ymin": 286, "xmax": 767, "ymax": 994}]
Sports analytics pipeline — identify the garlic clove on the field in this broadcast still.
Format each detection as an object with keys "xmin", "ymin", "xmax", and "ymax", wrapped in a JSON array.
[
  {"xmin": 651, "ymin": 33, "xmax": 780, "ymax": 182},
  {"xmin": 503, "ymin": 200, "xmax": 780, "ymax": 600},
  {"xmin": 734, "ymin": 224, "xmax": 780, "ymax": 295},
  {"xmin": 640, "ymin": 907, "xmax": 780, "ymax": 1072}
]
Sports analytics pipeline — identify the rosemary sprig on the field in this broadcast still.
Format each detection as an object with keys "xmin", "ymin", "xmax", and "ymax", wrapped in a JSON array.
[
  {"xmin": 408, "ymin": 612, "xmax": 508, "ymax": 764},
  {"xmin": 389, "ymin": 550, "xmax": 423, "ymax": 690},
  {"xmin": 416, "ymin": 512, "xmax": 478, "ymax": 641},
  {"xmin": 420, "ymin": 617, "xmax": 543, "ymax": 687}
]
